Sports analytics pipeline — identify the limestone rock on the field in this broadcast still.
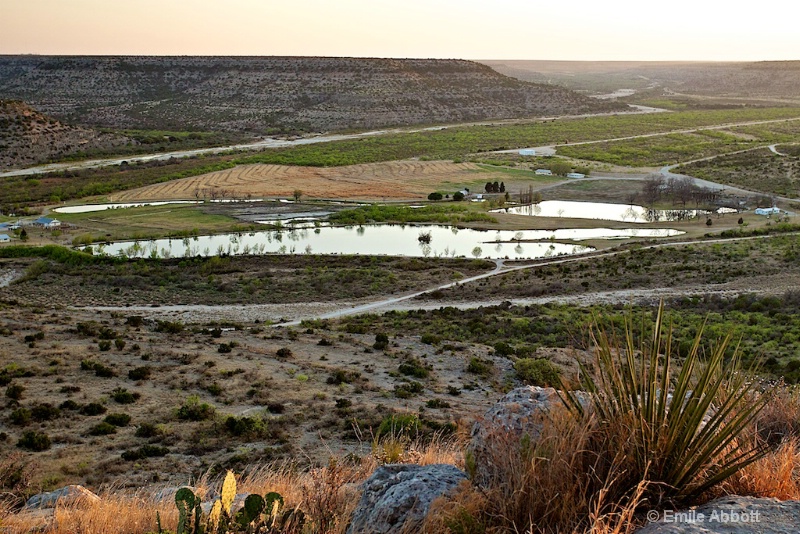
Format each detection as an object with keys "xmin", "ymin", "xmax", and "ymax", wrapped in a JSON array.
[
  {"xmin": 346, "ymin": 463, "xmax": 468, "ymax": 534},
  {"xmin": 24, "ymin": 485, "xmax": 100, "ymax": 509},
  {"xmin": 467, "ymin": 386, "xmax": 588, "ymax": 486},
  {"xmin": 637, "ymin": 496, "xmax": 800, "ymax": 533}
]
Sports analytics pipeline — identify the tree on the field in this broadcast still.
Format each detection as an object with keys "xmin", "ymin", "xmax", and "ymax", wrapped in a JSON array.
[
  {"xmin": 485, "ymin": 182, "xmax": 493, "ymax": 194},
  {"xmin": 19, "ymin": 228, "xmax": 28, "ymax": 242},
  {"xmin": 550, "ymin": 161, "xmax": 572, "ymax": 176},
  {"xmin": 499, "ymin": 182, "xmax": 506, "ymax": 193},
  {"xmin": 641, "ymin": 174, "xmax": 664, "ymax": 207},
  {"xmin": 452, "ymin": 192, "xmax": 465, "ymax": 201},
  {"xmin": 492, "ymin": 181, "xmax": 500, "ymax": 193},
  {"xmin": 427, "ymin": 192, "xmax": 443, "ymax": 201},
  {"xmin": 293, "ymin": 190, "xmax": 302, "ymax": 201}
]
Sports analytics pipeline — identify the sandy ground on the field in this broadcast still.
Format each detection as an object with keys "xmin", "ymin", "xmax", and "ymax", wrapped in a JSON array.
[{"xmin": 110, "ymin": 161, "xmax": 516, "ymax": 202}]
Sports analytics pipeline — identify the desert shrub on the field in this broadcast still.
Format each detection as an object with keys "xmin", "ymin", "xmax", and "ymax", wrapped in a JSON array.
[
  {"xmin": 121, "ymin": 444, "xmax": 169, "ymax": 461},
  {"xmin": 176, "ymin": 395, "xmax": 215, "ymax": 421},
  {"xmin": 206, "ymin": 383, "xmax": 223, "ymax": 396},
  {"xmin": 394, "ymin": 381, "xmax": 423, "ymax": 399},
  {"xmin": 276, "ymin": 347, "xmax": 293, "ymax": 358},
  {"xmin": 104, "ymin": 413, "xmax": 131, "ymax": 427},
  {"xmin": 420, "ymin": 333, "xmax": 440, "ymax": 345},
  {"xmin": 135, "ymin": 422, "xmax": 163, "ymax": 438},
  {"xmin": 88, "ymin": 422, "xmax": 117, "ymax": 436},
  {"xmin": 398, "ymin": 358, "xmax": 429, "ymax": 378},
  {"xmin": 373, "ymin": 333, "xmax": 390, "ymax": 350},
  {"xmin": 224, "ymin": 415, "xmax": 268, "ymax": 438},
  {"xmin": 30, "ymin": 403, "xmax": 60, "ymax": 422},
  {"xmin": 9, "ymin": 408, "xmax": 31, "ymax": 426},
  {"xmin": 377, "ymin": 414, "xmax": 420, "ymax": 438},
  {"xmin": 218, "ymin": 343, "xmax": 233, "ymax": 354},
  {"xmin": 515, "ymin": 358, "xmax": 561, "ymax": 387},
  {"xmin": 128, "ymin": 366, "xmax": 151, "ymax": 380},
  {"xmin": 467, "ymin": 357, "xmax": 494, "ymax": 377},
  {"xmin": 493, "ymin": 341, "xmax": 515, "ymax": 357},
  {"xmin": 446, "ymin": 386, "xmax": 461, "ymax": 396},
  {"xmin": 58, "ymin": 399, "xmax": 80, "ymax": 410},
  {"xmin": 326, "ymin": 369, "xmax": 361, "ymax": 385},
  {"xmin": 155, "ymin": 320, "xmax": 184, "ymax": 334},
  {"xmin": 5, "ymin": 383, "xmax": 24, "ymax": 400},
  {"xmin": 114, "ymin": 338, "xmax": 126, "ymax": 350},
  {"xmin": 111, "ymin": 387, "xmax": 138, "ymax": 404},
  {"xmin": 125, "ymin": 315, "xmax": 144, "ymax": 327},
  {"xmin": 80, "ymin": 402, "xmax": 107, "ymax": 416},
  {"xmin": 426, "ymin": 398, "xmax": 452, "ymax": 409},
  {"xmin": 17, "ymin": 430, "xmax": 51, "ymax": 451},
  {"xmin": 98, "ymin": 340, "xmax": 112, "ymax": 351}
]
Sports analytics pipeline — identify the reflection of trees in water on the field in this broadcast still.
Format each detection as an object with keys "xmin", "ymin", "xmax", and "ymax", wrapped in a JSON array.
[{"xmin": 514, "ymin": 244, "xmax": 523, "ymax": 255}]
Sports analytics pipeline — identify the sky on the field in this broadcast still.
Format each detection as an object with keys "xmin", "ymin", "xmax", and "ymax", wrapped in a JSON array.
[{"xmin": 0, "ymin": 0, "xmax": 797, "ymax": 61}]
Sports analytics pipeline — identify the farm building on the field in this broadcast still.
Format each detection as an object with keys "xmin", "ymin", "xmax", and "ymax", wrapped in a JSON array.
[
  {"xmin": 566, "ymin": 173, "xmax": 586, "ymax": 179},
  {"xmin": 0, "ymin": 234, "xmax": 9, "ymax": 242},
  {"xmin": 755, "ymin": 207, "xmax": 781, "ymax": 216},
  {"xmin": 33, "ymin": 217, "xmax": 61, "ymax": 229},
  {"xmin": 535, "ymin": 169, "xmax": 553, "ymax": 176},
  {"xmin": 519, "ymin": 149, "xmax": 536, "ymax": 156}
]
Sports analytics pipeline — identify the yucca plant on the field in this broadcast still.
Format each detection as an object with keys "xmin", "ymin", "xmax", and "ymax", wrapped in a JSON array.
[{"xmin": 562, "ymin": 302, "xmax": 770, "ymax": 506}]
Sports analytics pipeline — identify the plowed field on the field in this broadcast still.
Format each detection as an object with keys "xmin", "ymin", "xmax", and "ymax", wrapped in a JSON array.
[{"xmin": 112, "ymin": 161, "xmax": 516, "ymax": 201}]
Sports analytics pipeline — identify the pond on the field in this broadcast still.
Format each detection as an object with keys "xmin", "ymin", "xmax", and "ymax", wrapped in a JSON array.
[
  {"xmin": 494, "ymin": 200, "xmax": 732, "ymax": 223},
  {"xmin": 89, "ymin": 223, "xmax": 682, "ymax": 261}
]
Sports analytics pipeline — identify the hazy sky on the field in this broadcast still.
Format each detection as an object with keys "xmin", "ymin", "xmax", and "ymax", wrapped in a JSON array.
[{"xmin": 1, "ymin": 0, "xmax": 797, "ymax": 61}]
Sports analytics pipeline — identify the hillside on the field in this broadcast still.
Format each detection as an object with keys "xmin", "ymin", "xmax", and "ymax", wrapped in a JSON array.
[
  {"xmin": 481, "ymin": 60, "xmax": 800, "ymax": 100},
  {"xmin": 0, "ymin": 100, "xmax": 132, "ymax": 169},
  {"xmin": 0, "ymin": 56, "xmax": 626, "ymax": 134}
]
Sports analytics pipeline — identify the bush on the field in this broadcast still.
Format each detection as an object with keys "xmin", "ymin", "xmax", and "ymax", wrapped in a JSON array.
[
  {"xmin": 128, "ymin": 366, "xmax": 151, "ymax": 381},
  {"xmin": 5, "ymin": 383, "xmax": 24, "ymax": 401},
  {"xmin": 111, "ymin": 387, "xmax": 138, "ymax": 404},
  {"xmin": 9, "ymin": 408, "xmax": 31, "ymax": 426},
  {"xmin": 80, "ymin": 402, "xmax": 107, "ymax": 416},
  {"xmin": 466, "ymin": 357, "xmax": 493, "ymax": 377},
  {"xmin": 30, "ymin": 403, "xmax": 60, "ymax": 422},
  {"xmin": 373, "ymin": 333, "xmax": 390, "ymax": 350},
  {"xmin": 58, "ymin": 400, "xmax": 80, "ymax": 411},
  {"xmin": 224, "ymin": 415, "xmax": 268, "ymax": 438},
  {"xmin": 394, "ymin": 381, "xmax": 423, "ymax": 399},
  {"xmin": 135, "ymin": 422, "xmax": 163, "ymax": 438},
  {"xmin": 398, "ymin": 358, "xmax": 430, "ymax": 378},
  {"xmin": 88, "ymin": 422, "xmax": 117, "ymax": 436},
  {"xmin": 420, "ymin": 333, "xmax": 440, "ymax": 345},
  {"xmin": 427, "ymin": 192, "xmax": 443, "ymax": 201},
  {"xmin": 155, "ymin": 320, "xmax": 184, "ymax": 334},
  {"xmin": 121, "ymin": 445, "xmax": 169, "ymax": 461},
  {"xmin": 276, "ymin": 347, "xmax": 293, "ymax": 358},
  {"xmin": 377, "ymin": 414, "xmax": 420, "ymax": 438},
  {"xmin": 218, "ymin": 343, "xmax": 233, "ymax": 354},
  {"xmin": 17, "ymin": 431, "xmax": 51, "ymax": 451},
  {"xmin": 326, "ymin": 369, "xmax": 361, "ymax": 385},
  {"xmin": 176, "ymin": 395, "xmax": 215, "ymax": 421},
  {"xmin": 426, "ymin": 398, "xmax": 451, "ymax": 409},
  {"xmin": 104, "ymin": 413, "xmax": 131, "ymax": 427},
  {"xmin": 452, "ymin": 191, "xmax": 465, "ymax": 201},
  {"xmin": 514, "ymin": 358, "xmax": 561, "ymax": 387},
  {"xmin": 98, "ymin": 340, "xmax": 111, "ymax": 352}
]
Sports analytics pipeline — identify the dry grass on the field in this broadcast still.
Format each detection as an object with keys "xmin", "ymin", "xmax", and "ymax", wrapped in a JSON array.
[{"xmin": 110, "ymin": 161, "xmax": 516, "ymax": 202}]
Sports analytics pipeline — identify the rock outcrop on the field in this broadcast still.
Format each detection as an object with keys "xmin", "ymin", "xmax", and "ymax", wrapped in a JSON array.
[
  {"xmin": 637, "ymin": 496, "xmax": 800, "ymax": 533},
  {"xmin": 346, "ymin": 463, "xmax": 468, "ymax": 534},
  {"xmin": 24, "ymin": 484, "xmax": 100, "ymax": 509}
]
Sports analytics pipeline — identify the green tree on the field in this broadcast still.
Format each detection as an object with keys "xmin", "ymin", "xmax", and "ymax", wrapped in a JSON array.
[{"xmin": 550, "ymin": 161, "xmax": 572, "ymax": 176}]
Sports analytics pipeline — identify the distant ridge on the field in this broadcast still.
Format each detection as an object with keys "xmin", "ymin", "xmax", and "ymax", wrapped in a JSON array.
[{"xmin": 0, "ymin": 56, "xmax": 626, "ymax": 134}]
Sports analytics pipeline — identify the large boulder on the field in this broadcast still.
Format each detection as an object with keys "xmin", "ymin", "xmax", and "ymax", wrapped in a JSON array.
[
  {"xmin": 24, "ymin": 485, "xmax": 100, "ymax": 509},
  {"xmin": 346, "ymin": 463, "xmax": 468, "ymax": 534},
  {"xmin": 467, "ymin": 386, "xmax": 589, "ymax": 486},
  {"xmin": 637, "ymin": 496, "xmax": 800, "ymax": 533}
]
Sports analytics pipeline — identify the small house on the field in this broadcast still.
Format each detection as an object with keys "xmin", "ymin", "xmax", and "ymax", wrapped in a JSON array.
[
  {"xmin": 33, "ymin": 217, "xmax": 61, "ymax": 229},
  {"xmin": 0, "ymin": 234, "xmax": 9, "ymax": 242},
  {"xmin": 755, "ymin": 207, "xmax": 781, "ymax": 216},
  {"xmin": 566, "ymin": 173, "xmax": 586, "ymax": 179},
  {"xmin": 535, "ymin": 169, "xmax": 553, "ymax": 176}
]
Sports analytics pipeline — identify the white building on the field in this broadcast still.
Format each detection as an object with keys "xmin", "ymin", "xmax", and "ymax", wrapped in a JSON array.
[{"xmin": 535, "ymin": 169, "xmax": 553, "ymax": 176}]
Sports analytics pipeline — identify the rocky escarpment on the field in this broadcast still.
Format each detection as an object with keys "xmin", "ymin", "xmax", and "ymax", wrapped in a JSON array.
[{"xmin": 0, "ymin": 56, "xmax": 627, "ymax": 134}]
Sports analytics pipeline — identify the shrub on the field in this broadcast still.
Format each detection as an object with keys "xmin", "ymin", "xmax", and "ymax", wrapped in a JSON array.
[
  {"xmin": 326, "ymin": 369, "xmax": 361, "ymax": 385},
  {"xmin": 98, "ymin": 340, "xmax": 112, "ymax": 352},
  {"xmin": 373, "ymin": 333, "xmax": 390, "ymax": 350},
  {"xmin": 30, "ymin": 403, "xmax": 60, "ymax": 422},
  {"xmin": 276, "ymin": 347, "xmax": 293, "ymax": 358},
  {"xmin": 515, "ymin": 358, "xmax": 561, "ymax": 387},
  {"xmin": 466, "ymin": 357, "xmax": 493, "ymax": 377},
  {"xmin": 426, "ymin": 398, "xmax": 451, "ymax": 409},
  {"xmin": 176, "ymin": 395, "xmax": 215, "ymax": 421},
  {"xmin": 5, "ymin": 383, "xmax": 24, "ymax": 401},
  {"xmin": 111, "ymin": 387, "xmax": 138, "ymax": 404},
  {"xmin": 9, "ymin": 408, "xmax": 31, "ymax": 426},
  {"xmin": 114, "ymin": 338, "xmax": 126, "ymax": 351},
  {"xmin": 104, "ymin": 413, "xmax": 131, "ymax": 427},
  {"xmin": 398, "ymin": 358, "xmax": 430, "ymax": 379},
  {"xmin": 452, "ymin": 191, "xmax": 465, "ymax": 201},
  {"xmin": 224, "ymin": 415, "xmax": 268, "ymax": 438},
  {"xmin": 135, "ymin": 422, "xmax": 163, "ymax": 438},
  {"xmin": 155, "ymin": 320, "xmax": 184, "ymax": 334},
  {"xmin": 128, "ymin": 366, "xmax": 151, "ymax": 381},
  {"xmin": 394, "ymin": 381, "xmax": 423, "ymax": 398},
  {"xmin": 89, "ymin": 422, "xmax": 117, "ymax": 436},
  {"xmin": 121, "ymin": 445, "xmax": 169, "ymax": 461},
  {"xmin": 218, "ymin": 343, "xmax": 233, "ymax": 354},
  {"xmin": 58, "ymin": 400, "xmax": 80, "ymax": 411},
  {"xmin": 377, "ymin": 414, "xmax": 420, "ymax": 438},
  {"xmin": 493, "ymin": 341, "xmax": 515, "ymax": 357},
  {"xmin": 427, "ymin": 192, "xmax": 443, "ymax": 201},
  {"xmin": 125, "ymin": 316, "xmax": 144, "ymax": 327},
  {"xmin": 17, "ymin": 430, "xmax": 51, "ymax": 451},
  {"xmin": 80, "ymin": 402, "xmax": 107, "ymax": 416},
  {"xmin": 420, "ymin": 333, "xmax": 440, "ymax": 345}
]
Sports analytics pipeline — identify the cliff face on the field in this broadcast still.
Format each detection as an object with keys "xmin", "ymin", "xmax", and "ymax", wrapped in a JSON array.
[{"xmin": 0, "ymin": 56, "xmax": 626, "ymax": 134}]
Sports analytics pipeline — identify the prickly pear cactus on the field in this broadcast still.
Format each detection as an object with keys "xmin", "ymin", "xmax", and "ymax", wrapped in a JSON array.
[{"xmin": 175, "ymin": 487, "xmax": 197, "ymax": 534}]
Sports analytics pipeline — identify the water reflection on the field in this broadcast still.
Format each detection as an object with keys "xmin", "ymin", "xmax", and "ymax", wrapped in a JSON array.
[{"xmin": 496, "ymin": 200, "xmax": 732, "ymax": 223}]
